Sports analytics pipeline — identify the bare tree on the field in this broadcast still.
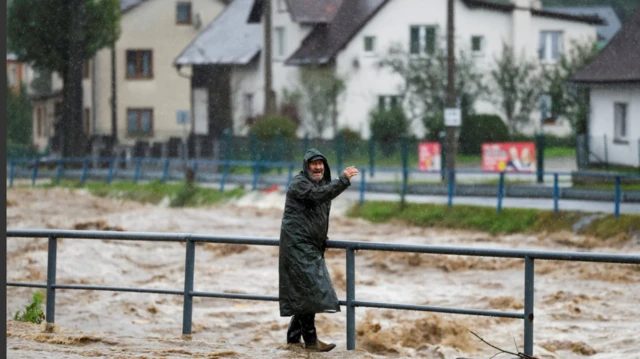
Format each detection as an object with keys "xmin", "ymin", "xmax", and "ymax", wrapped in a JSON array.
[{"xmin": 490, "ymin": 43, "xmax": 544, "ymax": 135}]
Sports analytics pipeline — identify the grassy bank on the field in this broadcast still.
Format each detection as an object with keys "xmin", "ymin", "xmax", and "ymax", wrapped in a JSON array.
[
  {"xmin": 38, "ymin": 180, "xmax": 245, "ymax": 207},
  {"xmin": 348, "ymin": 201, "xmax": 640, "ymax": 240}
]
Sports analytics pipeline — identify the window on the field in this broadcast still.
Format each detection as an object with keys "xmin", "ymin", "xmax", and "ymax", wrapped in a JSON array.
[
  {"xmin": 37, "ymin": 107, "xmax": 44, "ymax": 137},
  {"xmin": 126, "ymin": 50, "xmax": 153, "ymax": 79},
  {"xmin": 410, "ymin": 25, "xmax": 436, "ymax": 55},
  {"xmin": 539, "ymin": 94, "xmax": 553, "ymax": 122},
  {"xmin": 275, "ymin": 27, "xmax": 286, "ymax": 57},
  {"xmin": 276, "ymin": 0, "xmax": 287, "ymax": 12},
  {"xmin": 176, "ymin": 2, "xmax": 192, "ymax": 24},
  {"xmin": 614, "ymin": 103, "xmax": 628, "ymax": 141},
  {"xmin": 244, "ymin": 93, "xmax": 254, "ymax": 118},
  {"xmin": 471, "ymin": 35, "xmax": 484, "ymax": 54},
  {"xmin": 539, "ymin": 31, "xmax": 563, "ymax": 62},
  {"xmin": 127, "ymin": 109, "xmax": 153, "ymax": 136},
  {"xmin": 364, "ymin": 36, "xmax": 376, "ymax": 54},
  {"xmin": 378, "ymin": 95, "xmax": 401, "ymax": 111},
  {"xmin": 83, "ymin": 108, "xmax": 91, "ymax": 136}
]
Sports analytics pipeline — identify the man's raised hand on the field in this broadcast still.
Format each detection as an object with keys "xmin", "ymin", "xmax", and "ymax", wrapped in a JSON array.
[{"xmin": 343, "ymin": 166, "xmax": 359, "ymax": 180}]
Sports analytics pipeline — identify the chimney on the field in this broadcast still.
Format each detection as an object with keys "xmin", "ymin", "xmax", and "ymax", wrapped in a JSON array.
[{"xmin": 531, "ymin": 1, "xmax": 542, "ymax": 10}]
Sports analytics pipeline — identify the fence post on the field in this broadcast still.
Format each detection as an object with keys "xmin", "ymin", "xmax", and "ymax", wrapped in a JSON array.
[
  {"xmin": 9, "ymin": 160, "xmax": 15, "ymax": 187},
  {"xmin": 46, "ymin": 235, "xmax": 58, "ymax": 324},
  {"xmin": 400, "ymin": 136, "xmax": 409, "ymax": 208},
  {"xmin": 182, "ymin": 238, "xmax": 195, "ymax": 335},
  {"xmin": 56, "ymin": 160, "xmax": 63, "ymax": 184},
  {"xmin": 133, "ymin": 159, "xmax": 142, "ymax": 183},
  {"xmin": 220, "ymin": 159, "xmax": 229, "ymax": 193},
  {"xmin": 162, "ymin": 159, "xmax": 170, "ymax": 183},
  {"xmin": 303, "ymin": 133, "xmax": 310, "ymax": 152},
  {"xmin": 252, "ymin": 161, "xmax": 260, "ymax": 191},
  {"xmin": 637, "ymin": 139, "xmax": 640, "ymax": 173},
  {"xmin": 276, "ymin": 131, "xmax": 283, "ymax": 175},
  {"xmin": 536, "ymin": 133, "xmax": 544, "ymax": 184},
  {"xmin": 359, "ymin": 168, "xmax": 366, "ymax": 206},
  {"xmin": 497, "ymin": 172, "xmax": 505, "ymax": 214},
  {"xmin": 368, "ymin": 135, "xmax": 375, "ymax": 178},
  {"xmin": 346, "ymin": 247, "xmax": 356, "ymax": 350},
  {"xmin": 440, "ymin": 131, "xmax": 446, "ymax": 182},
  {"xmin": 192, "ymin": 161, "xmax": 199, "ymax": 183},
  {"xmin": 614, "ymin": 176, "xmax": 621, "ymax": 219},
  {"xmin": 107, "ymin": 158, "xmax": 115, "ymax": 184},
  {"xmin": 524, "ymin": 256, "xmax": 535, "ymax": 357},
  {"xmin": 604, "ymin": 134, "xmax": 608, "ymax": 169},
  {"xmin": 80, "ymin": 159, "xmax": 88, "ymax": 185},
  {"xmin": 553, "ymin": 173, "xmax": 559, "ymax": 215},
  {"xmin": 448, "ymin": 170, "xmax": 455, "ymax": 207},
  {"xmin": 31, "ymin": 158, "xmax": 40, "ymax": 186}
]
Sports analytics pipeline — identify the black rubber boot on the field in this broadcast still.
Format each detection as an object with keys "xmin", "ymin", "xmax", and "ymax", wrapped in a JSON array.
[
  {"xmin": 299, "ymin": 313, "xmax": 317, "ymax": 345},
  {"xmin": 286, "ymin": 315, "xmax": 302, "ymax": 344}
]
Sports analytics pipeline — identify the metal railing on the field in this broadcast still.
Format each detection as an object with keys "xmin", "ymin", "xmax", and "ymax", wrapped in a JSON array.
[{"xmin": 6, "ymin": 229, "xmax": 640, "ymax": 356}]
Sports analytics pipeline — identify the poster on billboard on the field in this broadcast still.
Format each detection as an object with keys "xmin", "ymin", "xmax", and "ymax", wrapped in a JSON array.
[
  {"xmin": 482, "ymin": 142, "xmax": 536, "ymax": 172},
  {"xmin": 418, "ymin": 142, "xmax": 441, "ymax": 171}
]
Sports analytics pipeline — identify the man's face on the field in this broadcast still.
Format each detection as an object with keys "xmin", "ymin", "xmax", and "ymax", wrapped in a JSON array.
[{"xmin": 308, "ymin": 159, "xmax": 325, "ymax": 182}]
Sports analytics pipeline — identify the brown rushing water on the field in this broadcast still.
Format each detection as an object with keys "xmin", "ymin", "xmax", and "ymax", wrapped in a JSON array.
[{"xmin": 6, "ymin": 187, "xmax": 640, "ymax": 359}]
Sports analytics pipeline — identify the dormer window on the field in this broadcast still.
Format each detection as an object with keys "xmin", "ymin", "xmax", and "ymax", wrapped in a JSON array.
[{"xmin": 177, "ymin": 2, "xmax": 192, "ymax": 25}]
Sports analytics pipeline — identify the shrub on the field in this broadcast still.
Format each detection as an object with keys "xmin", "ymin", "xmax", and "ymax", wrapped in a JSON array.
[
  {"xmin": 369, "ymin": 107, "xmax": 410, "ymax": 156},
  {"xmin": 337, "ymin": 127, "xmax": 362, "ymax": 146},
  {"xmin": 249, "ymin": 115, "xmax": 297, "ymax": 141},
  {"xmin": 14, "ymin": 291, "xmax": 45, "ymax": 324},
  {"xmin": 459, "ymin": 114, "xmax": 509, "ymax": 155}
]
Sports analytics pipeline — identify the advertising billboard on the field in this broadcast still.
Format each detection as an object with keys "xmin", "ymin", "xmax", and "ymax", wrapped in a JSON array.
[
  {"xmin": 482, "ymin": 142, "xmax": 536, "ymax": 172},
  {"xmin": 418, "ymin": 142, "xmax": 441, "ymax": 171}
]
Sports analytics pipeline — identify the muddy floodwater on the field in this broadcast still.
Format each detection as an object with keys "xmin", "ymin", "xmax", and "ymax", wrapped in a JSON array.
[{"xmin": 6, "ymin": 187, "xmax": 640, "ymax": 359}]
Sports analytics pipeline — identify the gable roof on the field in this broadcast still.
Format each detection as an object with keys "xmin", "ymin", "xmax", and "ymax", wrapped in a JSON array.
[
  {"xmin": 287, "ymin": 0, "xmax": 603, "ymax": 65},
  {"xmin": 285, "ymin": 0, "xmax": 343, "ymax": 23},
  {"xmin": 571, "ymin": 8, "xmax": 640, "ymax": 84},
  {"xmin": 545, "ymin": 6, "xmax": 621, "ymax": 42},
  {"xmin": 175, "ymin": 0, "xmax": 261, "ymax": 66},
  {"xmin": 120, "ymin": 0, "xmax": 147, "ymax": 13},
  {"xmin": 286, "ymin": 0, "xmax": 388, "ymax": 65}
]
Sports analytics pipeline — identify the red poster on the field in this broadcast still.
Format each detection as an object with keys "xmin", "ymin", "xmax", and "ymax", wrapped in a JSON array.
[
  {"xmin": 418, "ymin": 142, "xmax": 441, "ymax": 171},
  {"xmin": 482, "ymin": 142, "xmax": 536, "ymax": 172}
]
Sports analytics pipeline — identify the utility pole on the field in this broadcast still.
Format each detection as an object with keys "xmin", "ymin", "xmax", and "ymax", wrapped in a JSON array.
[
  {"xmin": 263, "ymin": 0, "xmax": 277, "ymax": 115},
  {"xmin": 445, "ymin": 0, "xmax": 459, "ymax": 183}
]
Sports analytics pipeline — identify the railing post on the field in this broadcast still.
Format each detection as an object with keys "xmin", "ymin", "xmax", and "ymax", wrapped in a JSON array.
[
  {"xmin": 359, "ymin": 168, "xmax": 366, "ymax": 206},
  {"xmin": 604, "ymin": 134, "xmax": 608, "ymax": 169},
  {"xmin": 80, "ymin": 159, "xmax": 89, "ymax": 185},
  {"xmin": 497, "ymin": 171, "xmax": 505, "ymax": 214},
  {"xmin": 524, "ymin": 256, "xmax": 535, "ymax": 356},
  {"xmin": 9, "ymin": 160, "xmax": 15, "ymax": 187},
  {"xmin": 192, "ymin": 161, "xmax": 199, "ymax": 183},
  {"xmin": 106, "ymin": 158, "xmax": 115, "ymax": 184},
  {"xmin": 553, "ymin": 173, "xmax": 559, "ymax": 215},
  {"xmin": 162, "ymin": 159, "xmax": 170, "ymax": 183},
  {"xmin": 219, "ymin": 159, "xmax": 229, "ymax": 192},
  {"xmin": 368, "ymin": 136, "xmax": 375, "ymax": 178},
  {"xmin": 133, "ymin": 159, "xmax": 142, "ymax": 183},
  {"xmin": 182, "ymin": 238, "xmax": 196, "ymax": 335},
  {"xmin": 614, "ymin": 176, "xmax": 621, "ymax": 219},
  {"xmin": 56, "ymin": 160, "xmax": 63, "ymax": 184},
  {"xmin": 32, "ymin": 158, "xmax": 40, "ymax": 186},
  {"xmin": 447, "ymin": 170, "xmax": 455, "ymax": 207},
  {"xmin": 46, "ymin": 235, "xmax": 58, "ymax": 324},
  {"xmin": 346, "ymin": 247, "xmax": 356, "ymax": 350},
  {"xmin": 252, "ymin": 161, "xmax": 259, "ymax": 191}
]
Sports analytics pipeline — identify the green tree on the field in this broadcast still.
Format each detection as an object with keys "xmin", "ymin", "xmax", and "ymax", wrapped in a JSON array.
[
  {"xmin": 490, "ymin": 43, "xmax": 544, "ymax": 135},
  {"xmin": 8, "ymin": 0, "xmax": 120, "ymax": 157},
  {"xmin": 7, "ymin": 82, "xmax": 33, "ymax": 146},
  {"xmin": 296, "ymin": 66, "xmax": 346, "ymax": 138},
  {"xmin": 543, "ymin": 39, "xmax": 600, "ymax": 134},
  {"xmin": 378, "ymin": 39, "xmax": 487, "ymax": 139}
]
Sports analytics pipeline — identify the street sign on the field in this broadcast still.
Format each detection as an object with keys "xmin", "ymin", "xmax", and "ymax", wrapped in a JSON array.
[
  {"xmin": 444, "ymin": 108, "xmax": 461, "ymax": 127},
  {"xmin": 177, "ymin": 110, "xmax": 189, "ymax": 125}
]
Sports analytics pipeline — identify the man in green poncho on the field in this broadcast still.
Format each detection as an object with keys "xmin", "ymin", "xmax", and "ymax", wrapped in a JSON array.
[{"xmin": 279, "ymin": 148, "xmax": 359, "ymax": 352}]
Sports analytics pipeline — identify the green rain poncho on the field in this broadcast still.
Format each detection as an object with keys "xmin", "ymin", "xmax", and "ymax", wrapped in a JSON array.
[{"xmin": 279, "ymin": 148, "xmax": 351, "ymax": 316}]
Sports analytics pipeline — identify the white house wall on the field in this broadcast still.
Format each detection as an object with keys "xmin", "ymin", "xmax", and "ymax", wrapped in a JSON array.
[
  {"xmin": 332, "ymin": 0, "xmax": 597, "ymax": 138},
  {"xmin": 589, "ymin": 85, "xmax": 640, "ymax": 167},
  {"xmin": 231, "ymin": 60, "xmax": 265, "ymax": 135},
  {"xmin": 87, "ymin": 0, "xmax": 225, "ymax": 146}
]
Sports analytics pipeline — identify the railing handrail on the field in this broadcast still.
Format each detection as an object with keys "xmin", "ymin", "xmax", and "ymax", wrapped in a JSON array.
[
  {"xmin": 7, "ymin": 229, "xmax": 640, "ymax": 264},
  {"xmin": 6, "ymin": 229, "xmax": 640, "ymax": 356}
]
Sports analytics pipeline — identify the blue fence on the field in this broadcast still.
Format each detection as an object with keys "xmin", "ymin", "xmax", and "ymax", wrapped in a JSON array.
[
  {"xmin": 6, "ymin": 229, "xmax": 640, "ymax": 356},
  {"xmin": 7, "ymin": 157, "xmax": 640, "ymax": 218}
]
